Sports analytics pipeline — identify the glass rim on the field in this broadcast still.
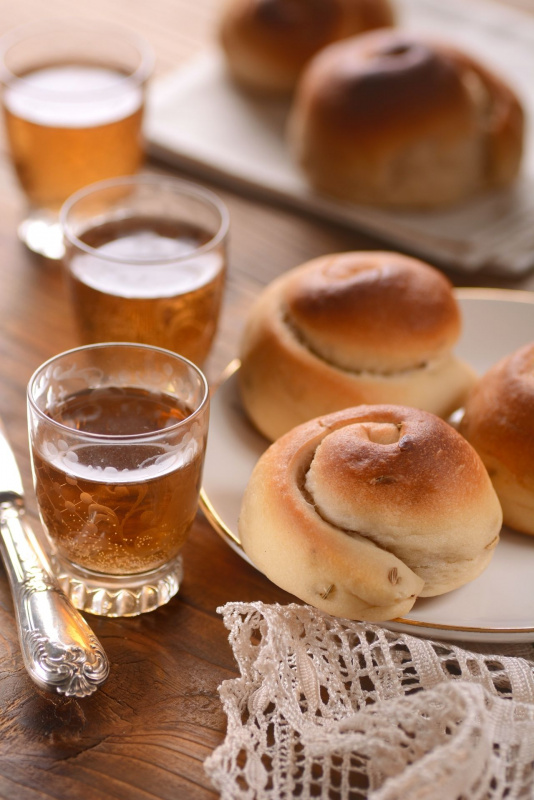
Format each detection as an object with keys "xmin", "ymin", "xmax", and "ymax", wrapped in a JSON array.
[
  {"xmin": 27, "ymin": 341, "xmax": 210, "ymax": 442},
  {"xmin": 0, "ymin": 19, "xmax": 155, "ymax": 98},
  {"xmin": 60, "ymin": 175, "xmax": 231, "ymax": 265}
]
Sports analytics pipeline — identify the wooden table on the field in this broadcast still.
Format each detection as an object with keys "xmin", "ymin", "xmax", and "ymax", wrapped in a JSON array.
[{"xmin": 0, "ymin": 0, "xmax": 533, "ymax": 797}]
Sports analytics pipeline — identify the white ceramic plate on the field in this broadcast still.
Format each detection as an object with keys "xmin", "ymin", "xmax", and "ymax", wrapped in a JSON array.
[{"xmin": 200, "ymin": 290, "xmax": 534, "ymax": 642}]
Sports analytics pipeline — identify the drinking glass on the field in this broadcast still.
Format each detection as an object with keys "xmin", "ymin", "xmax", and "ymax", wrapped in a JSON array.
[
  {"xmin": 27, "ymin": 343, "xmax": 209, "ymax": 617},
  {"xmin": 60, "ymin": 175, "xmax": 229, "ymax": 367},
  {"xmin": 0, "ymin": 20, "xmax": 154, "ymax": 259}
]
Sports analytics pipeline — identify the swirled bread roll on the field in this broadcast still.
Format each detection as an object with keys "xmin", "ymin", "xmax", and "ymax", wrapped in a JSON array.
[
  {"xmin": 459, "ymin": 343, "xmax": 534, "ymax": 536},
  {"xmin": 239, "ymin": 405, "xmax": 502, "ymax": 622},
  {"xmin": 218, "ymin": 0, "xmax": 395, "ymax": 93},
  {"xmin": 239, "ymin": 251, "xmax": 477, "ymax": 441},
  {"xmin": 288, "ymin": 30, "xmax": 524, "ymax": 207}
]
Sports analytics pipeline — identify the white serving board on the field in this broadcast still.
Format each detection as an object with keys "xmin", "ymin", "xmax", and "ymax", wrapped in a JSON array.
[{"xmin": 147, "ymin": 0, "xmax": 534, "ymax": 275}]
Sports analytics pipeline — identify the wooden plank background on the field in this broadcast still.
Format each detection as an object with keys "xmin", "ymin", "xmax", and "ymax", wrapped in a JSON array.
[{"xmin": 0, "ymin": 0, "xmax": 532, "ymax": 797}]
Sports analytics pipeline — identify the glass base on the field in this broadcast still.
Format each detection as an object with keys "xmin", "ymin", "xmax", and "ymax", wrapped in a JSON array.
[
  {"xmin": 18, "ymin": 209, "xmax": 65, "ymax": 260},
  {"xmin": 50, "ymin": 553, "xmax": 183, "ymax": 617}
]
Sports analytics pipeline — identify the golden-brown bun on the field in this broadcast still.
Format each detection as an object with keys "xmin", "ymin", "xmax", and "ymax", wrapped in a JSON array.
[
  {"xmin": 218, "ymin": 0, "xmax": 395, "ymax": 93},
  {"xmin": 239, "ymin": 405, "xmax": 502, "ymax": 621},
  {"xmin": 459, "ymin": 343, "xmax": 534, "ymax": 536},
  {"xmin": 239, "ymin": 251, "xmax": 477, "ymax": 441},
  {"xmin": 288, "ymin": 30, "xmax": 524, "ymax": 207}
]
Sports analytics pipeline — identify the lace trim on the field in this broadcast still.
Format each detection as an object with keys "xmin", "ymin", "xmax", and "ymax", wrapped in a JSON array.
[{"xmin": 205, "ymin": 602, "xmax": 534, "ymax": 800}]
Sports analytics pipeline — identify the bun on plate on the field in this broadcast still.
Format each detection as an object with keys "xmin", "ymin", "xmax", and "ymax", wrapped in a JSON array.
[
  {"xmin": 239, "ymin": 405, "xmax": 502, "ymax": 621},
  {"xmin": 218, "ymin": 0, "xmax": 395, "ymax": 93},
  {"xmin": 239, "ymin": 251, "xmax": 477, "ymax": 441},
  {"xmin": 288, "ymin": 29, "xmax": 524, "ymax": 207},
  {"xmin": 459, "ymin": 342, "xmax": 534, "ymax": 536}
]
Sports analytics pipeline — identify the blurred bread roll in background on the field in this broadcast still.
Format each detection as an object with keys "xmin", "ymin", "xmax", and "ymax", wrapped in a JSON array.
[
  {"xmin": 239, "ymin": 405, "xmax": 502, "ymax": 622},
  {"xmin": 459, "ymin": 343, "xmax": 534, "ymax": 536},
  {"xmin": 288, "ymin": 30, "xmax": 524, "ymax": 207},
  {"xmin": 239, "ymin": 251, "xmax": 477, "ymax": 441},
  {"xmin": 218, "ymin": 0, "xmax": 395, "ymax": 93}
]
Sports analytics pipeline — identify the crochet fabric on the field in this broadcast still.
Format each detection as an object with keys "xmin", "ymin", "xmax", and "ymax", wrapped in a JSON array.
[{"xmin": 205, "ymin": 602, "xmax": 534, "ymax": 800}]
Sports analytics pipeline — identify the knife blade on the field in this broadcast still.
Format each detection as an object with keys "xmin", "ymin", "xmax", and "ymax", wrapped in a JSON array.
[{"xmin": 0, "ymin": 418, "xmax": 109, "ymax": 697}]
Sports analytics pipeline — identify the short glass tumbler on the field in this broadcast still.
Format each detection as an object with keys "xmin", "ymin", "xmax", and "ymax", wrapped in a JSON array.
[
  {"xmin": 0, "ymin": 20, "xmax": 153, "ymax": 259},
  {"xmin": 27, "ymin": 343, "xmax": 209, "ymax": 617},
  {"xmin": 61, "ymin": 175, "xmax": 229, "ymax": 367}
]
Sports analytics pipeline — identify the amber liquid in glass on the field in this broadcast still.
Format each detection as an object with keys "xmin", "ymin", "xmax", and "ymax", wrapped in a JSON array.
[
  {"xmin": 66, "ymin": 216, "xmax": 226, "ymax": 365},
  {"xmin": 33, "ymin": 386, "xmax": 203, "ymax": 575},
  {"xmin": 3, "ymin": 64, "xmax": 144, "ymax": 208}
]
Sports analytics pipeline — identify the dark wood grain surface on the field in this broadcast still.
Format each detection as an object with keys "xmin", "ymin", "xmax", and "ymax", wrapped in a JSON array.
[{"xmin": 0, "ymin": 0, "xmax": 533, "ymax": 797}]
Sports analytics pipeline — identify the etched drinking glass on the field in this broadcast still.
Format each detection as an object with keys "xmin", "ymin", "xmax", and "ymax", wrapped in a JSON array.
[
  {"xmin": 0, "ymin": 20, "xmax": 154, "ymax": 259},
  {"xmin": 27, "ymin": 343, "xmax": 209, "ymax": 617},
  {"xmin": 60, "ymin": 175, "xmax": 229, "ymax": 367}
]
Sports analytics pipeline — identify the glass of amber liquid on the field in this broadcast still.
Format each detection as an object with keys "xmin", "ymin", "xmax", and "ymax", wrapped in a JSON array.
[
  {"xmin": 61, "ymin": 175, "xmax": 229, "ymax": 367},
  {"xmin": 0, "ymin": 20, "xmax": 153, "ymax": 259},
  {"xmin": 27, "ymin": 343, "xmax": 209, "ymax": 617}
]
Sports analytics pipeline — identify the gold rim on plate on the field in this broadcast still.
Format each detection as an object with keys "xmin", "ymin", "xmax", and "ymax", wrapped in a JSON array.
[{"xmin": 200, "ymin": 288, "xmax": 534, "ymax": 637}]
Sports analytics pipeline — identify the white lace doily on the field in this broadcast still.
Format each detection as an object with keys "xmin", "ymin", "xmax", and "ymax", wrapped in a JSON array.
[{"xmin": 205, "ymin": 602, "xmax": 534, "ymax": 800}]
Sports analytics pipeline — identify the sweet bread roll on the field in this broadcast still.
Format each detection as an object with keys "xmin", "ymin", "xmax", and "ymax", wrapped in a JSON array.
[
  {"xmin": 218, "ymin": 0, "xmax": 395, "ymax": 93},
  {"xmin": 239, "ymin": 251, "xmax": 477, "ymax": 441},
  {"xmin": 288, "ymin": 30, "xmax": 524, "ymax": 207},
  {"xmin": 459, "ymin": 343, "xmax": 534, "ymax": 536},
  {"xmin": 239, "ymin": 405, "xmax": 502, "ymax": 621}
]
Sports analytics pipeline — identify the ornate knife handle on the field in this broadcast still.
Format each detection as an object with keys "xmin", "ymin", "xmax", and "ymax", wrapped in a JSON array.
[{"xmin": 0, "ymin": 500, "xmax": 109, "ymax": 697}]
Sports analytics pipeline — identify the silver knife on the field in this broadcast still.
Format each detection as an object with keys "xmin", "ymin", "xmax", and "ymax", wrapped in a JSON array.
[{"xmin": 0, "ymin": 419, "xmax": 110, "ymax": 697}]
